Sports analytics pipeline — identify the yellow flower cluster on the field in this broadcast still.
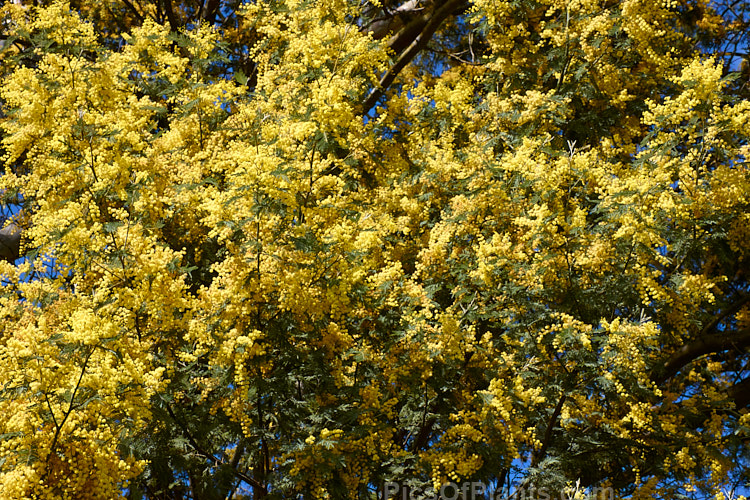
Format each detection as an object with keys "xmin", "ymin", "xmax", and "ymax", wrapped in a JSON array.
[{"xmin": 0, "ymin": 0, "xmax": 748, "ymax": 497}]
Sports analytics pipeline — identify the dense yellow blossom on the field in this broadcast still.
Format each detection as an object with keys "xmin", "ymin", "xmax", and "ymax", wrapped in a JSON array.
[{"xmin": 0, "ymin": 0, "xmax": 748, "ymax": 498}]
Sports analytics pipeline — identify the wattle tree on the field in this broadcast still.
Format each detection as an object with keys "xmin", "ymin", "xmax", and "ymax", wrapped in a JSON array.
[{"xmin": 0, "ymin": 0, "xmax": 749, "ymax": 498}]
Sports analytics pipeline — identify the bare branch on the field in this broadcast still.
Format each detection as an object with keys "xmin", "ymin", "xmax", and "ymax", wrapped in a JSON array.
[
  {"xmin": 728, "ymin": 377, "xmax": 750, "ymax": 409},
  {"xmin": 161, "ymin": 0, "xmax": 179, "ymax": 31},
  {"xmin": 531, "ymin": 394, "xmax": 566, "ymax": 467},
  {"xmin": 657, "ymin": 327, "xmax": 750, "ymax": 384},
  {"xmin": 119, "ymin": 0, "xmax": 146, "ymax": 24},
  {"xmin": 361, "ymin": 0, "xmax": 468, "ymax": 114},
  {"xmin": 365, "ymin": 0, "xmax": 426, "ymax": 42},
  {"xmin": 0, "ymin": 223, "xmax": 21, "ymax": 263},
  {"xmin": 699, "ymin": 294, "xmax": 750, "ymax": 338}
]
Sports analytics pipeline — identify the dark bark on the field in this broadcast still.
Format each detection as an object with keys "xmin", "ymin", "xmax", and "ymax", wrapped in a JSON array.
[
  {"xmin": 361, "ymin": 0, "xmax": 469, "ymax": 114},
  {"xmin": 161, "ymin": 0, "xmax": 179, "ymax": 32},
  {"xmin": 0, "ymin": 223, "xmax": 21, "ymax": 263},
  {"xmin": 531, "ymin": 394, "xmax": 566, "ymax": 467},
  {"xmin": 728, "ymin": 377, "xmax": 750, "ymax": 410},
  {"xmin": 656, "ymin": 327, "xmax": 750, "ymax": 385}
]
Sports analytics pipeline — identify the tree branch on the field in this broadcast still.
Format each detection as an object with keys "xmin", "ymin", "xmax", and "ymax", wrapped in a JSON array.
[
  {"xmin": 43, "ymin": 346, "xmax": 95, "ymax": 485},
  {"xmin": 119, "ymin": 0, "xmax": 146, "ymax": 24},
  {"xmin": 161, "ymin": 0, "xmax": 179, "ymax": 31},
  {"xmin": 656, "ymin": 327, "xmax": 750, "ymax": 385},
  {"xmin": 0, "ymin": 223, "xmax": 21, "ymax": 263},
  {"xmin": 200, "ymin": 0, "xmax": 221, "ymax": 24},
  {"xmin": 361, "ymin": 0, "xmax": 467, "ymax": 114},
  {"xmin": 728, "ymin": 377, "xmax": 750, "ymax": 410},
  {"xmin": 699, "ymin": 293, "xmax": 750, "ymax": 338},
  {"xmin": 531, "ymin": 394, "xmax": 566, "ymax": 467},
  {"xmin": 162, "ymin": 399, "xmax": 266, "ymax": 492},
  {"xmin": 365, "ymin": 0, "xmax": 424, "ymax": 41}
]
